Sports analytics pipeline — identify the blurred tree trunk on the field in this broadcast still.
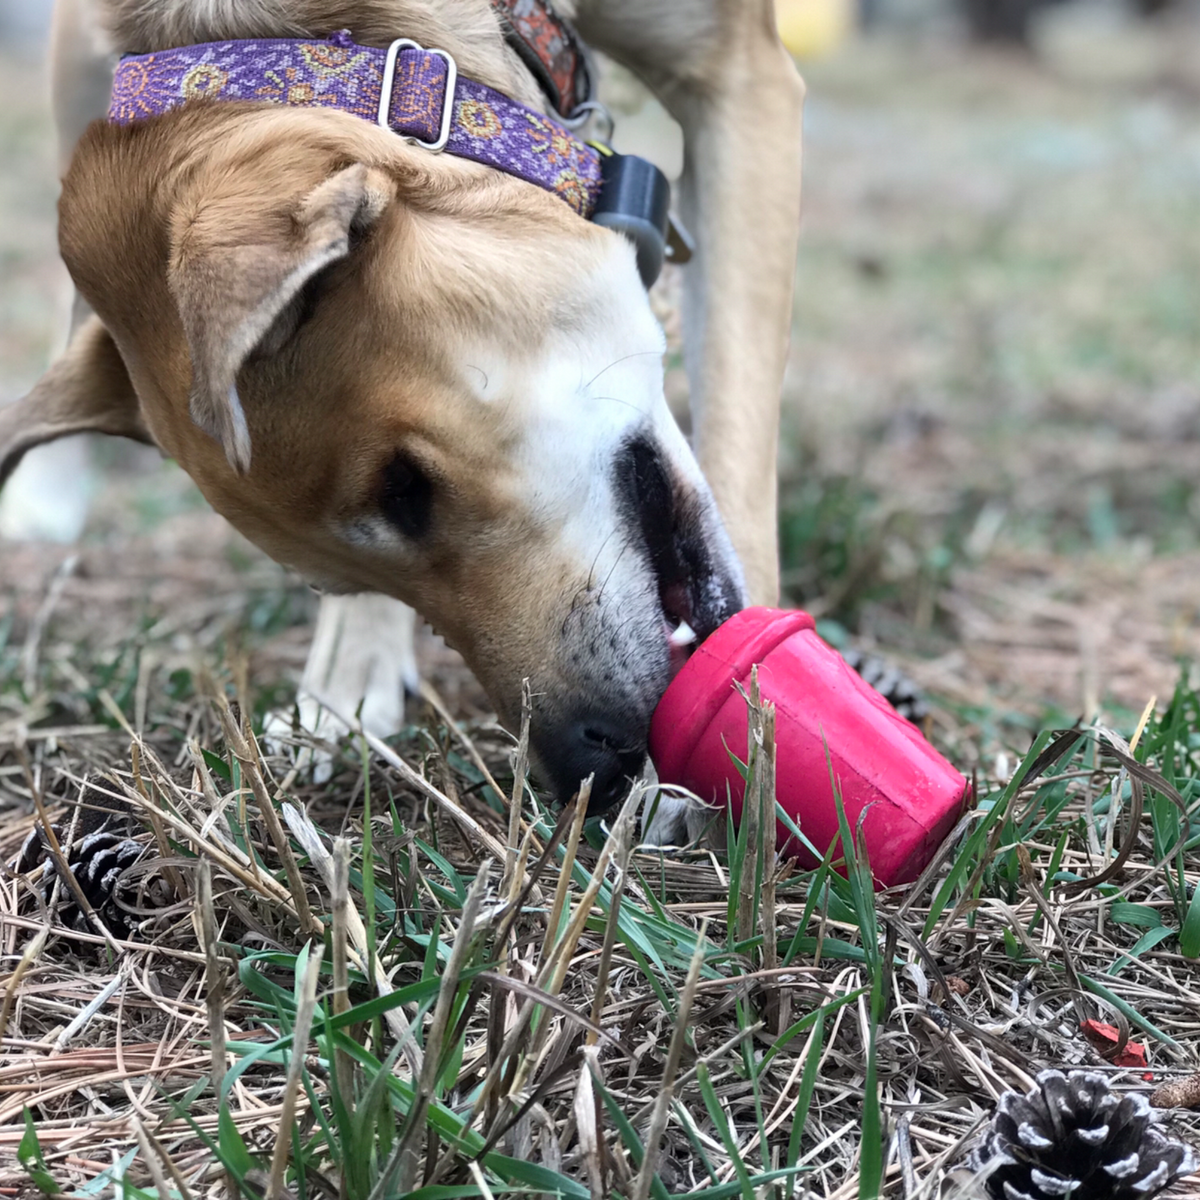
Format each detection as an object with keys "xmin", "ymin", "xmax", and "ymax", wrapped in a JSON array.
[{"xmin": 961, "ymin": 0, "xmax": 1038, "ymax": 44}]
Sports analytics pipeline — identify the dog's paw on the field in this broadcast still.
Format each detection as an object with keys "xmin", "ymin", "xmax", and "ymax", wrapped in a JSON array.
[
  {"xmin": 264, "ymin": 592, "xmax": 420, "ymax": 781},
  {"xmin": 639, "ymin": 787, "xmax": 718, "ymax": 850},
  {"xmin": 0, "ymin": 438, "xmax": 94, "ymax": 542},
  {"xmin": 261, "ymin": 698, "xmax": 360, "ymax": 784}
]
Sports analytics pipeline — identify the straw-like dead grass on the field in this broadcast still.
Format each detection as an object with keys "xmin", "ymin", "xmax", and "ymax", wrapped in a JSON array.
[
  {"xmin": 5, "ymin": 11, "xmax": 1200, "ymax": 1196},
  {"xmin": 3, "ymin": 533, "xmax": 1200, "ymax": 1199}
]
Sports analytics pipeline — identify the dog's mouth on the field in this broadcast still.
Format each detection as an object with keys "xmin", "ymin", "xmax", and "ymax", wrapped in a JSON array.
[
  {"xmin": 661, "ymin": 580, "xmax": 698, "ymax": 679},
  {"xmin": 618, "ymin": 435, "xmax": 732, "ymax": 681},
  {"xmin": 482, "ymin": 436, "xmax": 745, "ymax": 813}
]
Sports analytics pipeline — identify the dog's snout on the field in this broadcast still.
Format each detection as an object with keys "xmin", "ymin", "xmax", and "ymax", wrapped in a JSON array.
[
  {"xmin": 523, "ymin": 438, "xmax": 745, "ymax": 812},
  {"xmin": 537, "ymin": 719, "xmax": 646, "ymax": 814}
]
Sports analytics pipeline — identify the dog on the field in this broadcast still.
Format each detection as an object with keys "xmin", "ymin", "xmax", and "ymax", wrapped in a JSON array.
[{"xmin": 0, "ymin": 0, "xmax": 804, "ymax": 815}]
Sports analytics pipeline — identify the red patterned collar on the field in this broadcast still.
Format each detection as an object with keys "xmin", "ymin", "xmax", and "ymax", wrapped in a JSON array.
[{"xmin": 491, "ymin": 0, "xmax": 592, "ymax": 119}]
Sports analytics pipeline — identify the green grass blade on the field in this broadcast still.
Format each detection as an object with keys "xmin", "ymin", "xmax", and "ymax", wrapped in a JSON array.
[
  {"xmin": 18, "ymin": 1110, "xmax": 59, "ymax": 1196},
  {"xmin": 223, "ymin": 971, "xmax": 470, "ymax": 1096},
  {"xmin": 1108, "ymin": 926, "xmax": 1175, "ymax": 976},
  {"xmin": 760, "ymin": 989, "xmax": 863, "ymax": 1069},
  {"xmin": 924, "ymin": 730, "xmax": 1058, "ymax": 937},
  {"xmin": 218, "ymin": 1106, "xmax": 257, "ymax": 1176},
  {"xmin": 857, "ymin": 1006, "xmax": 884, "ymax": 1199},
  {"xmin": 696, "ymin": 1062, "xmax": 755, "ymax": 1200},
  {"xmin": 593, "ymin": 1073, "xmax": 671, "ymax": 1200},
  {"xmin": 690, "ymin": 1168, "xmax": 811, "ymax": 1199},
  {"xmin": 477, "ymin": 1155, "xmax": 591, "ymax": 1198},
  {"xmin": 669, "ymin": 1096, "xmax": 722, "ymax": 1188},
  {"xmin": 396, "ymin": 1190, "xmax": 486, "ymax": 1199},
  {"xmin": 786, "ymin": 1011, "xmax": 827, "ymax": 1200},
  {"xmin": 735, "ymin": 1000, "xmax": 769, "ymax": 1176},
  {"xmin": 1179, "ymin": 879, "xmax": 1200, "ymax": 957},
  {"xmin": 73, "ymin": 1148, "xmax": 138, "ymax": 1197}
]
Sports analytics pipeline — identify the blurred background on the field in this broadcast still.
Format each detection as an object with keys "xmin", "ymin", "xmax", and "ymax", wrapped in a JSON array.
[
  {"xmin": 2, "ymin": 0, "xmax": 1199, "ymax": 756},
  {"xmin": 0, "ymin": 0, "xmax": 52, "ymax": 40}
]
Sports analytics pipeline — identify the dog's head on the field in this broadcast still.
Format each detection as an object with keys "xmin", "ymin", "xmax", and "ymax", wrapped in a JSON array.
[{"xmin": 0, "ymin": 105, "xmax": 745, "ymax": 807}]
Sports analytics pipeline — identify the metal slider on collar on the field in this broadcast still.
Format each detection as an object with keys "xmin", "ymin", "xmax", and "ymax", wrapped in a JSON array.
[
  {"xmin": 589, "ymin": 148, "xmax": 691, "ymax": 289},
  {"xmin": 378, "ymin": 37, "xmax": 457, "ymax": 151}
]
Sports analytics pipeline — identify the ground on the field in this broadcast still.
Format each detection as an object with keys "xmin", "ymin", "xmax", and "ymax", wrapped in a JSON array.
[{"xmin": 2, "ymin": 6, "xmax": 1200, "ymax": 1198}]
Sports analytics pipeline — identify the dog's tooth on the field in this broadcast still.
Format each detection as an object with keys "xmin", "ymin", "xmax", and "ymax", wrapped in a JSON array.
[{"xmin": 669, "ymin": 620, "xmax": 697, "ymax": 647}]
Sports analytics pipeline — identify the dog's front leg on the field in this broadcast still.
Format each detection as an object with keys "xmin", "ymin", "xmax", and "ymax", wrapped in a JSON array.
[
  {"xmin": 0, "ymin": 0, "xmax": 114, "ymax": 544},
  {"xmin": 577, "ymin": 0, "xmax": 805, "ymax": 605},
  {"xmin": 266, "ymin": 593, "xmax": 420, "ymax": 781},
  {"xmin": 675, "ymin": 30, "xmax": 804, "ymax": 608}
]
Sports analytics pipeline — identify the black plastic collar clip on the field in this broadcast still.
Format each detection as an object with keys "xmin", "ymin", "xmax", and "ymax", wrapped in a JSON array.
[{"xmin": 591, "ymin": 150, "xmax": 671, "ymax": 289}]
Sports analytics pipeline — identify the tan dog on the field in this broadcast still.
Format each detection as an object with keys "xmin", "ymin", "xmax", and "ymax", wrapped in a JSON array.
[{"xmin": 0, "ymin": 0, "xmax": 803, "ymax": 811}]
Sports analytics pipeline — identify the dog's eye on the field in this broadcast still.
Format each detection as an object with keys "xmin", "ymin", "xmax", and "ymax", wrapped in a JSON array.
[{"xmin": 381, "ymin": 452, "xmax": 433, "ymax": 539}]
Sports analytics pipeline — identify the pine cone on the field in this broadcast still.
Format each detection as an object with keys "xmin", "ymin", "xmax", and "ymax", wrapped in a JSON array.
[
  {"xmin": 14, "ymin": 819, "xmax": 147, "ymax": 937},
  {"xmin": 972, "ymin": 1069, "xmax": 1197, "ymax": 1200},
  {"xmin": 840, "ymin": 647, "xmax": 930, "ymax": 724}
]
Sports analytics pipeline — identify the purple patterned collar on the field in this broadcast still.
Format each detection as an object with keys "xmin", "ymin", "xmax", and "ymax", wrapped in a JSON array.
[{"xmin": 109, "ymin": 31, "xmax": 602, "ymax": 218}]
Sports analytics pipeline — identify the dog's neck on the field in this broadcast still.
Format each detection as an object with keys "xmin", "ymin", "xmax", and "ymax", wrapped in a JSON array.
[{"xmin": 99, "ymin": 0, "xmax": 577, "ymax": 114}]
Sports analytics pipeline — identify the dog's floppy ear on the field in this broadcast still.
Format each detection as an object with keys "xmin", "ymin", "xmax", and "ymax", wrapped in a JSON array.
[
  {"xmin": 0, "ymin": 316, "xmax": 152, "ymax": 490},
  {"xmin": 169, "ymin": 163, "xmax": 393, "ymax": 474}
]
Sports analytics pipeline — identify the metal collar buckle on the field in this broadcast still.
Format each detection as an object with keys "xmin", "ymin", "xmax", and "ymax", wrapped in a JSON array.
[
  {"xmin": 377, "ymin": 38, "xmax": 458, "ymax": 153},
  {"xmin": 561, "ymin": 99, "xmax": 613, "ymax": 143}
]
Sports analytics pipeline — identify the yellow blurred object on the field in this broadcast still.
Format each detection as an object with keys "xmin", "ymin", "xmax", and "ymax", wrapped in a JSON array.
[{"xmin": 775, "ymin": 0, "xmax": 854, "ymax": 59}]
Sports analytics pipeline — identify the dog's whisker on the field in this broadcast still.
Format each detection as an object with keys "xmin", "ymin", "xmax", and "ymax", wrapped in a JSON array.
[
  {"xmin": 583, "ymin": 348, "xmax": 664, "ymax": 391},
  {"xmin": 586, "ymin": 525, "xmax": 622, "ymax": 593},
  {"xmin": 593, "ymin": 532, "xmax": 636, "ymax": 604},
  {"xmin": 591, "ymin": 394, "xmax": 642, "ymax": 414}
]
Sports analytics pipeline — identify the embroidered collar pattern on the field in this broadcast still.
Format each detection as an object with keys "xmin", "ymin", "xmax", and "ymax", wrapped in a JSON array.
[{"xmin": 108, "ymin": 31, "xmax": 603, "ymax": 218}]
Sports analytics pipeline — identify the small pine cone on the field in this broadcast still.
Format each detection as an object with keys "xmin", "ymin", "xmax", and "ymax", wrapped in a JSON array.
[
  {"xmin": 972, "ymin": 1069, "xmax": 1197, "ymax": 1200},
  {"xmin": 14, "ymin": 825, "xmax": 49, "ymax": 875},
  {"xmin": 14, "ymin": 821, "xmax": 146, "ymax": 936},
  {"xmin": 840, "ymin": 647, "xmax": 930, "ymax": 724},
  {"xmin": 68, "ymin": 830, "xmax": 145, "ymax": 913}
]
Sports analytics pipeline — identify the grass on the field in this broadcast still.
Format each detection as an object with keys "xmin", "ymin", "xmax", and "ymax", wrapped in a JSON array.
[
  {"xmin": 6, "ymin": 9, "xmax": 1200, "ymax": 1196},
  {"xmin": 1, "ymin": 678, "xmax": 839, "ymax": 1196},
  {"xmin": 4, "ymin": 626, "xmax": 1200, "ymax": 1197}
]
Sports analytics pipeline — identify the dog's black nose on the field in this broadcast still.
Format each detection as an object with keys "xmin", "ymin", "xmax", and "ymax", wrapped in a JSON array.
[{"xmin": 537, "ymin": 719, "xmax": 646, "ymax": 814}]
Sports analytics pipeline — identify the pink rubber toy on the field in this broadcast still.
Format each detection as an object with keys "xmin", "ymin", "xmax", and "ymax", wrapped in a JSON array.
[{"xmin": 649, "ymin": 608, "xmax": 969, "ymax": 887}]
